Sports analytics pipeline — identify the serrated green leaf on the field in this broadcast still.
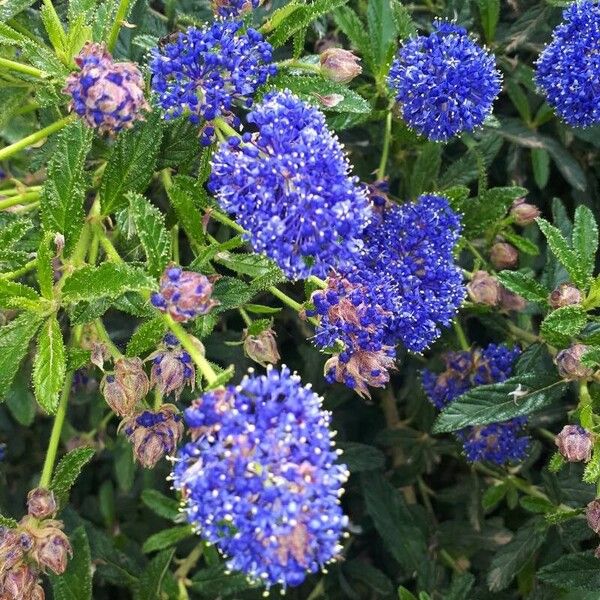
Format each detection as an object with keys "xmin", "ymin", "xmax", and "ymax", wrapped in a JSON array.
[
  {"xmin": 477, "ymin": 0, "xmax": 500, "ymax": 42},
  {"xmin": 40, "ymin": 121, "xmax": 93, "ymax": 256},
  {"xmin": 444, "ymin": 573, "xmax": 475, "ymax": 600},
  {"xmin": 127, "ymin": 192, "xmax": 171, "ymax": 278},
  {"xmin": 538, "ymin": 551, "xmax": 600, "ymax": 590},
  {"xmin": 37, "ymin": 231, "xmax": 55, "ymax": 300},
  {"xmin": 66, "ymin": 347, "xmax": 91, "ymax": 371},
  {"xmin": 214, "ymin": 251, "xmax": 281, "ymax": 278},
  {"xmin": 244, "ymin": 304, "xmax": 282, "ymax": 315},
  {"xmin": 338, "ymin": 442, "xmax": 385, "ymax": 472},
  {"xmin": 33, "ymin": 316, "xmax": 66, "ymax": 414},
  {"xmin": 367, "ymin": 0, "xmax": 397, "ymax": 78},
  {"xmin": 62, "ymin": 263, "xmax": 156, "ymax": 303},
  {"xmin": 540, "ymin": 305, "xmax": 588, "ymax": 346},
  {"xmin": 519, "ymin": 496, "xmax": 554, "ymax": 514},
  {"xmin": 409, "ymin": 142, "xmax": 442, "ymax": 198},
  {"xmin": 50, "ymin": 527, "xmax": 92, "ymax": 600},
  {"xmin": 548, "ymin": 451, "xmax": 565, "ymax": 473},
  {"xmin": 133, "ymin": 549, "xmax": 174, "ymax": 600},
  {"xmin": 497, "ymin": 270, "xmax": 549, "ymax": 304},
  {"xmin": 583, "ymin": 445, "xmax": 600, "ymax": 484},
  {"xmin": 50, "ymin": 446, "xmax": 96, "ymax": 504},
  {"xmin": 433, "ymin": 373, "xmax": 566, "ymax": 433},
  {"xmin": 142, "ymin": 525, "xmax": 193, "ymax": 553},
  {"xmin": 100, "ymin": 113, "xmax": 163, "ymax": 214},
  {"xmin": 0, "ymin": 280, "xmax": 40, "ymax": 307},
  {"xmin": 157, "ymin": 118, "xmax": 199, "ymax": 172},
  {"xmin": 0, "ymin": 515, "xmax": 18, "ymax": 528},
  {"xmin": 213, "ymin": 277, "xmax": 255, "ymax": 312},
  {"xmin": 343, "ymin": 560, "xmax": 394, "ymax": 596},
  {"xmin": 398, "ymin": 588, "xmax": 418, "ymax": 600},
  {"xmin": 0, "ymin": 0, "xmax": 37, "ymax": 20},
  {"xmin": 126, "ymin": 317, "xmax": 166, "ymax": 357},
  {"xmin": 573, "ymin": 205, "xmax": 598, "ymax": 282},
  {"xmin": 167, "ymin": 177, "xmax": 206, "ymax": 248},
  {"xmin": 6, "ymin": 374, "xmax": 35, "ymax": 426},
  {"xmin": 332, "ymin": 6, "xmax": 375, "ymax": 74},
  {"xmin": 482, "ymin": 483, "xmax": 507, "ymax": 511},
  {"xmin": 141, "ymin": 489, "xmax": 180, "ymax": 521},
  {"xmin": 0, "ymin": 312, "xmax": 44, "ymax": 402},
  {"xmin": 40, "ymin": 3, "xmax": 67, "ymax": 55},
  {"xmin": 501, "ymin": 230, "xmax": 539, "ymax": 256}
]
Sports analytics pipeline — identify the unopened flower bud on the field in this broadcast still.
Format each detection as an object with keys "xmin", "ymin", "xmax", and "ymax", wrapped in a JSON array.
[
  {"xmin": 490, "ymin": 242, "xmax": 518, "ymax": 270},
  {"xmin": 467, "ymin": 271, "xmax": 500, "ymax": 306},
  {"xmin": 510, "ymin": 198, "xmax": 540, "ymax": 226},
  {"xmin": 314, "ymin": 93, "xmax": 344, "ymax": 108},
  {"xmin": 31, "ymin": 584, "xmax": 45, "ymax": 600},
  {"xmin": 210, "ymin": 0, "xmax": 261, "ymax": 17},
  {"xmin": 587, "ymin": 499, "xmax": 600, "ymax": 534},
  {"xmin": 549, "ymin": 283, "xmax": 583, "ymax": 308},
  {"xmin": 121, "ymin": 405, "xmax": 184, "ymax": 468},
  {"xmin": 555, "ymin": 344, "xmax": 594, "ymax": 381},
  {"xmin": 27, "ymin": 488, "xmax": 57, "ymax": 519},
  {"xmin": 0, "ymin": 529, "xmax": 23, "ymax": 574},
  {"xmin": 319, "ymin": 48, "xmax": 362, "ymax": 84},
  {"xmin": 151, "ymin": 267, "xmax": 219, "ymax": 322},
  {"xmin": 1, "ymin": 563, "xmax": 38, "ymax": 598},
  {"xmin": 101, "ymin": 357, "xmax": 150, "ymax": 417},
  {"xmin": 499, "ymin": 287, "xmax": 526, "ymax": 312},
  {"xmin": 243, "ymin": 328, "xmax": 280, "ymax": 367},
  {"xmin": 32, "ymin": 523, "xmax": 71, "ymax": 575},
  {"xmin": 555, "ymin": 424, "xmax": 593, "ymax": 462}
]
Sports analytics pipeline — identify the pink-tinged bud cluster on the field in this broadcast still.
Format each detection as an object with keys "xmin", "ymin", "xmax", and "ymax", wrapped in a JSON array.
[
  {"xmin": 555, "ymin": 344, "xmax": 594, "ymax": 381},
  {"xmin": 467, "ymin": 270, "xmax": 526, "ymax": 312},
  {"xmin": 586, "ymin": 499, "xmax": 600, "ymax": 557},
  {"xmin": 319, "ymin": 48, "xmax": 362, "ymax": 84},
  {"xmin": 121, "ymin": 405, "xmax": 183, "ymax": 468},
  {"xmin": 490, "ymin": 242, "xmax": 518, "ymax": 270},
  {"xmin": 243, "ymin": 327, "xmax": 280, "ymax": 367},
  {"xmin": 549, "ymin": 283, "xmax": 583, "ymax": 308},
  {"xmin": 100, "ymin": 357, "xmax": 150, "ymax": 416},
  {"xmin": 26, "ymin": 489, "xmax": 57, "ymax": 520},
  {"xmin": 555, "ymin": 425, "xmax": 593, "ymax": 462},
  {"xmin": 151, "ymin": 267, "xmax": 219, "ymax": 322},
  {"xmin": 26, "ymin": 519, "xmax": 72, "ymax": 575},
  {"xmin": 64, "ymin": 42, "xmax": 149, "ymax": 135},
  {"xmin": 510, "ymin": 198, "xmax": 540, "ymax": 226}
]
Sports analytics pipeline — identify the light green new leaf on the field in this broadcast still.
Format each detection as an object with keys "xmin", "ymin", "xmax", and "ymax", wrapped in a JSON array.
[
  {"xmin": 33, "ymin": 316, "xmax": 66, "ymax": 414},
  {"xmin": 37, "ymin": 231, "xmax": 55, "ymax": 300}
]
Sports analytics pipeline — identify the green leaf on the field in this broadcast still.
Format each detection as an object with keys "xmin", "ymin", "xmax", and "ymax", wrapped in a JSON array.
[
  {"xmin": 409, "ymin": 142, "xmax": 442, "ymax": 198},
  {"xmin": 444, "ymin": 573, "xmax": 475, "ymax": 600},
  {"xmin": 501, "ymin": 231, "xmax": 539, "ymax": 256},
  {"xmin": 191, "ymin": 565, "xmax": 256, "ymax": 597},
  {"xmin": 487, "ymin": 519, "xmax": 547, "ymax": 591},
  {"xmin": 496, "ymin": 270, "xmax": 549, "ymax": 304},
  {"xmin": 338, "ymin": 442, "xmax": 385, "ymax": 472},
  {"xmin": 398, "ymin": 588, "xmax": 418, "ymax": 600},
  {"xmin": 62, "ymin": 263, "xmax": 156, "ymax": 303},
  {"xmin": 214, "ymin": 251, "xmax": 281, "ymax": 278},
  {"xmin": 100, "ymin": 113, "xmax": 163, "ymax": 214},
  {"xmin": 540, "ymin": 305, "xmax": 588, "ymax": 346},
  {"xmin": 167, "ymin": 176, "xmax": 206, "ymax": 248},
  {"xmin": 0, "ymin": 0, "xmax": 37, "ymax": 20},
  {"xmin": 5, "ymin": 375, "xmax": 36, "ymax": 426},
  {"xmin": 50, "ymin": 527, "xmax": 92, "ymax": 600},
  {"xmin": 391, "ymin": 0, "xmax": 417, "ymax": 40},
  {"xmin": 0, "ymin": 280, "xmax": 40, "ymax": 308},
  {"xmin": 142, "ymin": 525, "xmax": 193, "ymax": 553},
  {"xmin": 32, "ymin": 316, "xmax": 66, "ymax": 414},
  {"xmin": 0, "ymin": 515, "xmax": 18, "ymax": 528},
  {"xmin": 40, "ymin": 121, "xmax": 93, "ymax": 256},
  {"xmin": 40, "ymin": 3, "xmax": 67, "ymax": 55},
  {"xmin": 537, "ymin": 217, "xmax": 587, "ymax": 288},
  {"xmin": 127, "ymin": 193, "xmax": 171, "ymax": 278},
  {"xmin": 343, "ymin": 560, "xmax": 394, "ymax": 596},
  {"xmin": 583, "ymin": 445, "xmax": 600, "ymax": 484},
  {"xmin": 477, "ymin": 0, "xmax": 500, "ymax": 42},
  {"xmin": 361, "ymin": 471, "xmax": 429, "ymax": 581},
  {"xmin": 531, "ymin": 147, "xmax": 550, "ymax": 189},
  {"xmin": 538, "ymin": 551, "xmax": 600, "ymax": 590},
  {"xmin": 213, "ymin": 277, "xmax": 255, "ymax": 312},
  {"xmin": 37, "ymin": 231, "xmax": 55, "ymax": 300},
  {"xmin": 126, "ymin": 317, "xmax": 166, "ymax": 358},
  {"xmin": 133, "ymin": 549, "xmax": 174, "ymax": 600},
  {"xmin": 433, "ymin": 373, "xmax": 566, "ymax": 433},
  {"xmin": 482, "ymin": 483, "xmax": 507, "ymax": 511},
  {"xmin": 50, "ymin": 446, "xmax": 95, "ymax": 505},
  {"xmin": 141, "ymin": 489, "xmax": 180, "ymax": 521},
  {"xmin": 572, "ymin": 205, "xmax": 598, "ymax": 282},
  {"xmin": 367, "ymin": 0, "xmax": 397, "ymax": 78},
  {"xmin": 0, "ymin": 312, "xmax": 44, "ymax": 402},
  {"xmin": 264, "ymin": 73, "xmax": 371, "ymax": 114}
]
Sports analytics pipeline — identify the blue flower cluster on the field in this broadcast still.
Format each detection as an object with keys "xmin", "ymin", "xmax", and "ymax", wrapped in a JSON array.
[
  {"xmin": 209, "ymin": 91, "xmax": 370, "ymax": 279},
  {"xmin": 535, "ymin": 0, "xmax": 600, "ymax": 127},
  {"xmin": 149, "ymin": 22, "xmax": 276, "ymax": 144},
  {"xmin": 388, "ymin": 21, "xmax": 501, "ymax": 141},
  {"xmin": 173, "ymin": 366, "xmax": 349, "ymax": 589},
  {"xmin": 422, "ymin": 344, "xmax": 530, "ymax": 465}
]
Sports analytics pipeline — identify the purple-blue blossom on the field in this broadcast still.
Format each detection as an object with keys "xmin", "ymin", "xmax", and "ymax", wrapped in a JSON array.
[
  {"xmin": 535, "ymin": 0, "xmax": 600, "ymax": 127},
  {"xmin": 388, "ymin": 21, "xmax": 501, "ymax": 141},
  {"xmin": 173, "ymin": 366, "xmax": 349, "ymax": 589},
  {"xmin": 209, "ymin": 91, "xmax": 370, "ymax": 279}
]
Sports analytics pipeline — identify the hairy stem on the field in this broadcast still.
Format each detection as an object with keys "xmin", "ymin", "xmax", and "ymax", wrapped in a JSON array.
[
  {"xmin": 376, "ymin": 110, "xmax": 392, "ymax": 180},
  {"xmin": 0, "ymin": 57, "xmax": 47, "ymax": 78},
  {"xmin": 0, "ymin": 190, "xmax": 40, "ymax": 211}
]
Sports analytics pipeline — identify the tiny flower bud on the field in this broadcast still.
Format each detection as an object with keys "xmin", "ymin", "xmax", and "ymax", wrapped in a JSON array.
[
  {"xmin": 319, "ymin": 48, "xmax": 362, "ymax": 84},
  {"xmin": 490, "ymin": 242, "xmax": 518, "ymax": 270},
  {"xmin": 33, "ymin": 524, "xmax": 71, "ymax": 575},
  {"xmin": 555, "ymin": 344, "xmax": 594, "ymax": 381},
  {"xmin": 555, "ymin": 424, "xmax": 593, "ymax": 462},
  {"xmin": 243, "ymin": 328, "xmax": 280, "ymax": 367},
  {"xmin": 32, "ymin": 584, "xmax": 45, "ymax": 600},
  {"xmin": 510, "ymin": 198, "xmax": 540, "ymax": 226},
  {"xmin": 467, "ymin": 271, "xmax": 500, "ymax": 306},
  {"xmin": 549, "ymin": 283, "xmax": 583, "ymax": 308},
  {"xmin": 587, "ymin": 499, "xmax": 600, "ymax": 534},
  {"xmin": 27, "ymin": 488, "xmax": 57, "ymax": 520},
  {"xmin": 101, "ymin": 357, "xmax": 150, "ymax": 417},
  {"xmin": 313, "ymin": 93, "xmax": 344, "ymax": 108},
  {"xmin": 1, "ymin": 563, "xmax": 38, "ymax": 598},
  {"xmin": 499, "ymin": 287, "xmax": 527, "ymax": 312}
]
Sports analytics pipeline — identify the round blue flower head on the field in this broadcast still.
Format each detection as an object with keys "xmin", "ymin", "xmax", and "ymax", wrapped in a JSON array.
[
  {"xmin": 149, "ymin": 21, "xmax": 276, "ymax": 144},
  {"xmin": 535, "ymin": 0, "xmax": 600, "ymax": 127},
  {"xmin": 173, "ymin": 366, "xmax": 349, "ymax": 589},
  {"xmin": 422, "ymin": 344, "xmax": 529, "ymax": 465},
  {"xmin": 388, "ymin": 21, "xmax": 501, "ymax": 141},
  {"xmin": 208, "ymin": 91, "xmax": 370, "ymax": 279}
]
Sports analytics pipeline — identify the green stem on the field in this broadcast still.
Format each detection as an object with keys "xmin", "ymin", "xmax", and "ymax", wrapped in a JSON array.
[
  {"xmin": 163, "ymin": 314, "xmax": 218, "ymax": 385},
  {"xmin": 276, "ymin": 59, "xmax": 322, "ymax": 74},
  {"xmin": 207, "ymin": 207, "xmax": 245, "ymax": 234},
  {"xmin": 376, "ymin": 111, "xmax": 392, "ymax": 180},
  {"xmin": 175, "ymin": 542, "xmax": 204, "ymax": 579},
  {"xmin": 0, "ymin": 190, "xmax": 40, "ymax": 210},
  {"xmin": 107, "ymin": 0, "xmax": 133, "ymax": 52},
  {"xmin": 0, "ymin": 57, "xmax": 47, "ymax": 78},
  {"xmin": 94, "ymin": 319, "xmax": 123, "ymax": 359},
  {"xmin": 453, "ymin": 320, "xmax": 470, "ymax": 351},
  {"xmin": 239, "ymin": 307, "xmax": 252, "ymax": 327},
  {"xmin": 306, "ymin": 579, "xmax": 325, "ymax": 600},
  {"xmin": 0, "ymin": 115, "xmax": 74, "ymax": 162},
  {"xmin": 308, "ymin": 275, "xmax": 327, "ymax": 289},
  {"xmin": 0, "ymin": 258, "xmax": 37, "ymax": 280},
  {"xmin": 268, "ymin": 285, "xmax": 302, "ymax": 312},
  {"xmin": 0, "ymin": 185, "xmax": 42, "ymax": 196},
  {"xmin": 213, "ymin": 117, "xmax": 240, "ymax": 139},
  {"xmin": 171, "ymin": 225, "xmax": 180, "ymax": 264},
  {"xmin": 97, "ymin": 229, "xmax": 123, "ymax": 263}
]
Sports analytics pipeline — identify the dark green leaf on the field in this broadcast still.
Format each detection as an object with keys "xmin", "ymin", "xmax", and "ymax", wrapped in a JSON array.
[
  {"xmin": 540, "ymin": 305, "xmax": 588, "ymax": 346},
  {"xmin": 167, "ymin": 176, "xmax": 206, "ymax": 248},
  {"xmin": 343, "ymin": 560, "xmax": 394, "ymax": 596},
  {"xmin": 409, "ymin": 142, "xmax": 442, "ymax": 198},
  {"xmin": 133, "ymin": 549, "xmax": 174, "ymax": 600},
  {"xmin": 33, "ymin": 315, "xmax": 66, "ymax": 414},
  {"xmin": 338, "ymin": 442, "xmax": 385, "ymax": 472},
  {"xmin": 572, "ymin": 205, "xmax": 598, "ymax": 282},
  {"xmin": 5, "ymin": 375, "xmax": 35, "ymax": 426},
  {"xmin": 191, "ymin": 564, "xmax": 256, "ymax": 597},
  {"xmin": 141, "ymin": 489, "xmax": 180, "ymax": 521},
  {"xmin": 444, "ymin": 573, "xmax": 475, "ymax": 600},
  {"xmin": 50, "ymin": 447, "xmax": 95, "ymax": 505},
  {"xmin": 497, "ymin": 270, "xmax": 549, "ymax": 304},
  {"xmin": 50, "ymin": 527, "xmax": 92, "ymax": 600},
  {"xmin": 531, "ymin": 147, "xmax": 550, "ymax": 189},
  {"xmin": 142, "ymin": 525, "xmax": 193, "ymax": 553},
  {"xmin": 126, "ymin": 317, "xmax": 166, "ymax": 358},
  {"xmin": 367, "ymin": 0, "xmax": 396, "ymax": 77},
  {"xmin": 332, "ymin": 6, "xmax": 375, "ymax": 73},
  {"xmin": 538, "ymin": 551, "xmax": 600, "ymax": 590}
]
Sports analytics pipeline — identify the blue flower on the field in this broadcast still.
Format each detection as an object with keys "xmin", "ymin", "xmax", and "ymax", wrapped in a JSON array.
[
  {"xmin": 535, "ymin": 0, "xmax": 600, "ymax": 127},
  {"xmin": 388, "ymin": 21, "xmax": 501, "ymax": 141},
  {"xmin": 208, "ymin": 91, "xmax": 370, "ymax": 279},
  {"xmin": 422, "ymin": 344, "xmax": 529, "ymax": 464},
  {"xmin": 173, "ymin": 366, "xmax": 349, "ymax": 589},
  {"xmin": 149, "ymin": 21, "xmax": 276, "ymax": 145}
]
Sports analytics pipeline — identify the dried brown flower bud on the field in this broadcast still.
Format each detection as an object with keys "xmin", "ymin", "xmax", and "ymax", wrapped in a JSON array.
[
  {"xmin": 101, "ymin": 357, "xmax": 150, "ymax": 416},
  {"xmin": 467, "ymin": 271, "xmax": 501, "ymax": 306},
  {"xmin": 499, "ymin": 288, "xmax": 527, "ymax": 312},
  {"xmin": 1, "ymin": 563, "xmax": 38, "ymax": 598},
  {"xmin": 26, "ymin": 489, "xmax": 57, "ymax": 520},
  {"xmin": 319, "ymin": 48, "xmax": 362, "ymax": 84},
  {"xmin": 0, "ymin": 529, "xmax": 24, "ymax": 575},
  {"xmin": 243, "ymin": 328, "xmax": 280, "ymax": 367},
  {"xmin": 555, "ymin": 344, "xmax": 594, "ymax": 381},
  {"xmin": 587, "ymin": 499, "xmax": 600, "ymax": 534},
  {"xmin": 490, "ymin": 242, "xmax": 519, "ymax": 270},
  {"xmin": 549, "ymin": 283, "xmax": 583, "ymax": 308},
  {"xmin": 555, "ymin": 424, "xmax": 593, "ymax": 462},
  {"xmin": 30, "ymin": 522, "xmax": 72, "ymax": 575},
  {"xmin": 510, "ymin": 198, "xmax": 540, "ymax": 226}
]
